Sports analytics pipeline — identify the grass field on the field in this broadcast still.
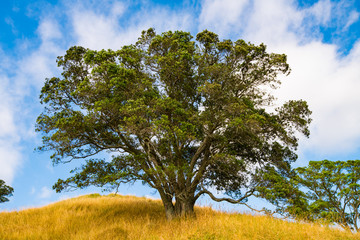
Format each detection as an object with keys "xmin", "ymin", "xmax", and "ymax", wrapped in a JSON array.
[{"xmin": 0, "ymin": 194, "xmax": 359, "ymax": 240}]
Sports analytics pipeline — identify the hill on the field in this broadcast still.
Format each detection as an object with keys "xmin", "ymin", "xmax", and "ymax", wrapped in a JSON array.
[{"xmin": 0, "ymin": 194, "xmax": 359, "ymax": 239}]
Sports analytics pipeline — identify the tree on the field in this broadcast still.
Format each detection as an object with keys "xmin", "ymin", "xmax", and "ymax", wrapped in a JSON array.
[
  {"xmin": 263, "ymin": 160, "xmax": 360, "ymax": 231},
  {"xmin": 0, "ymin": 179, "xmax": 13, "ymax": 203},
  {"xmin": 36, "ymin": 29, "xmax": 311, "ymax": 220},
  {"xmin": 291, "ymin": 160, "xmax": 360, "ymax": 231},
  {"xmin": 254, "ymin": 165, "xmax": 310, "ymax": 218}
]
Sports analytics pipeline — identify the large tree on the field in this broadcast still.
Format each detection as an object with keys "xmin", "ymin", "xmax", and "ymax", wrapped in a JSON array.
[
  {"xmin": 0, "ymin": 180, "xmax": 13, "ymax": 203},
  {"xmin": 36, "ymin": 29, "xmax": 311, "ymax": 219}
]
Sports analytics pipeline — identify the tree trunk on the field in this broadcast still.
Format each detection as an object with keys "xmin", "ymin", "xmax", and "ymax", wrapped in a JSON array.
[
  {"xmin": 159, "ymin": 191, "xmax": 196, "ymax": 220},
  {"xmin": 159, "ymin": 192, "xmax": 176, "ymax": 220},
  {"xmin": 163, "ymin": 201, "xmax": 176, "ymax": 220},
  {"xmin": 174, "ymin": 196, "xmax": 196, "ymax": 218}
]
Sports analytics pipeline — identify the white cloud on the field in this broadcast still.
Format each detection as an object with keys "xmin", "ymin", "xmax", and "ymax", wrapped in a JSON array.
[
  {"xmin": 310, "ymin": 0, "xmax": 360, "ymax": 33},
  {"xmin": 19, "ymin": 19, "xmax": 63, "ymax": 89},
  {"xmin": 0, "ymin": 18, "xmax": 64, "ymax": 184},
  {"xmin": 306, "ymin": 0, "xmax": 332, "ymax": 26},
  {"xmin": 0, "ymin": 142, "xmax": 21, "ymax": 184},
  {"xmin": 71, "ymin": 9, "xmax": 126, "ymax": 49},
  {"xmin": 274, "ymin": 40, "xmax": 360, "ymax": 155},
  {"xmin": 344, "ymin": 10, "xmax": 360, "ymax": 30},
  {"xmin": 37, "ymin": 19, "xmax": 62, "ymax": 41},
  {"xmin": 69, "ymin": 1, "xmax": 194, "ymax": 50},
  {"xmin": 199, "ymin": 0, "xmax": 249, "ymax": 35},
  {"xmin": 110, "ymin": 1, "xmax": 126, "ymax": 17},
  {"xmin": 0, "ymin": 94, "xmax": 17, "ymax": 138},
  {"xmin": 0, "ymin": 55, "xmax": 22, "ymax": 184},
  {"xmin": 244, "ymin": 0, "xmax": 303, "ymax": 45}
]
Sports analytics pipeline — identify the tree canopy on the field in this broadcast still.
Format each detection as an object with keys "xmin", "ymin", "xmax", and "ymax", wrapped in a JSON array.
[
  {"xmin": 36, "ymin": 28, "xmax": 311, "ymax": 219},
  {"xmin": 296, "ymin": 160, "xmax": 360, "ymax": 231},
  {"xmin": 259, "ymin": 160, "xmax": 360, "ymax": 232},
  {"xmin": 0, "ymin": 179, "xmax": 13, "ymax": 203}
]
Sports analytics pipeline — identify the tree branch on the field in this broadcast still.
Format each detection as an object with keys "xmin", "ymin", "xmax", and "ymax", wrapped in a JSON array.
[{"xmin": 199, "ymin": 185, "xmax": 254, "ymax": 204}]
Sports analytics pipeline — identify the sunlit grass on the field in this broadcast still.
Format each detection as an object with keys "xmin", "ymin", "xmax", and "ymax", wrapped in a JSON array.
[{"xmin": 0, "ymin": 194, "xmax": 359, "ymax": 239}]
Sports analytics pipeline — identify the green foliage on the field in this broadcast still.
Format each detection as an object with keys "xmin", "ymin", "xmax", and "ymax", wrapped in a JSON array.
[
  {"xmin": 265, "ymin": 160, "xmax": 360, "ymax": 231},
  {"xmin": 36, "ymin": 28, "xmax": 311, "ymax": 218},
  {"xmin": 293, "ymin": 160, "xmax": 360, "ymax": 231},
  {"xmin": 254, "ymin": 166, "xmax": 310, "ymax": 218},
  {"xmin": 0, "ymin": 179, "xmax": 13, "ymax": 203}
]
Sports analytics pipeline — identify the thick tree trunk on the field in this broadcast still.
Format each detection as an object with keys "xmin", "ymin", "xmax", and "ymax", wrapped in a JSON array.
[
  {"xmin": 159, "ymin": 192, "xmax": 196, "ymax": 220},
  {"xmin": 174, "ymin": 197, "xmax": 196, "ymax": 218},
  {"xmin": 163, "ymin": 201, "xmax": 176, "ymax": 220},
  {"xmin": 159, "ymin": 192, "xmax": 176, "ymax": 220}
]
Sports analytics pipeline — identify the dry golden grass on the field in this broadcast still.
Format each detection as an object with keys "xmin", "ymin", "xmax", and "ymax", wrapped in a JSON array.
[{"xmin": 0, "ymin": 194, "xmax": 359, "ymax": 240}]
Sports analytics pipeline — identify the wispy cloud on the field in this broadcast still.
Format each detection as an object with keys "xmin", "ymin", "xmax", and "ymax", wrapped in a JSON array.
[
  {"xmin": 0, "ymin": 49, "xmax": 22, "ymax": 184},
  {"xmin": 199, "ymin": 0, "xmax": 250, "ymax": 36},
  {"xmin": 0, "ymin": 17, "xmax": 64, "ymax": 183},
  {"xmin": 68, "ymin": 1, "xmax": 194, "ymax": 49},
  {"xmin": 344, "ymin": 10, "xmax": 360, "ymax": 30},
  {"xmin": 5, "ymin": 17, "xmax": 18, "ymax": 35},
  {"xmin": 305, "ymin": 0, "xmax": 332, "ymax": 26}
]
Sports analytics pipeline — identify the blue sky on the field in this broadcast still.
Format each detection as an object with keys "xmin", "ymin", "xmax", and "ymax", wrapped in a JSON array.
[{"xmin": 0, "ymin": 0, "xmax": 360, "ymax": 211}]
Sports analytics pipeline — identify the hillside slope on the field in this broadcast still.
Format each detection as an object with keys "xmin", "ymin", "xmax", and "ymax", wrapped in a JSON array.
[{"xmin": 0, "ymin": 194, "xmax": 359, "ymax": 240}]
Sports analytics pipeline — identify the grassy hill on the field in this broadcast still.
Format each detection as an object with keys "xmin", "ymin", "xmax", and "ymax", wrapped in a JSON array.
[{"xmin": 0, "ymin": 194, "xmax": 359, "ymax": 240}]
